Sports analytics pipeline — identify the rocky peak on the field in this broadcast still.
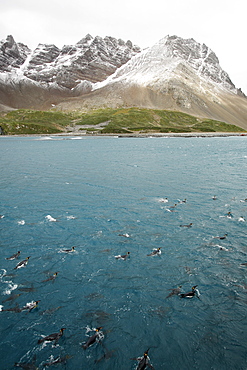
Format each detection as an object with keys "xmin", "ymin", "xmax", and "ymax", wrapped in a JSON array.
[
  {"xmin": 162, "ymin": 35, "xmax": 235, "ymax": 89},
  {"xmin": 0, "ymin": 33, "xmax": 140, "ymax": 90},
  {"xmin": 0, "ymin": 35, "xmax": 30, "ymax": 71},
  {"xmin": 22, "ymin": 34, "xmax": 141, "ymax": 89},
  {"xmin": 108, "ymin": 35, "xmax": 236, "ymax": 94},
  {"xmin": 2, "ymin": 35, "xmax": 20, "ymax": 58},
  {"xmin": 27, "ymin": 43, "xmax": 60, "ymax": 66},
  {"xmin": 76, "ymin": 34, "xmax": 94, "ymax": 45}
]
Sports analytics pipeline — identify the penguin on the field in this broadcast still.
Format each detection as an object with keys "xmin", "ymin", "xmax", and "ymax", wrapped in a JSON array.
[
  {"xmin": 131, "ymin": 349, "xmax": 154, "ymax": 370},
  {"xmin": 219, "ymin": 246, "xmax": 229, "ymax": 251},
  {"xmin": 214, "ymin": 233, "xmax": 227, "ymax": 240},
  {"xmin": 118, "ymin": 233, "xmax": 130, "ymax": 238},
  {"xmin": 238, "ymin": 216, "xmax": 246, "ymax": 222},
  {"xmin": 18, "ymin": 285, "xmax": 36, "ymax": 293},
  {"xmin": 22, "ymin": 300, "xmax": 40, "ymax": 312},
  {"xmin": 2, "ymin": 293, "xmax": 22, "ymax": 303},
  {"xmin": 6, "ymin": 251, "xmax": 21, "ymax": 260},
  {"xmin": 147, "ymin": 247, "xmax": 161, "ymax": 257},
  {"xmin": 40, "ymin": 306, "xmax": 62, "ymax": 316},
  {"xmin": 180, "ymin": 285, "xmax": 200, "ymax": 298},
  {"xmin": 178, "ymin": 198, "xmax": 187, "ymax": 203},
  {"xmin": 42, "ymin": 272, "xmax": 59, "ymax": 282},
  {"xmin": 166, "ymin": 207, "xmax": 176, "ymax": 213},
  {"xmin": 166, "ymin": 285, "xmax": 182, "ymax": 298},
  {"xmin": 38, "ymin": 328, "xmax": 66, "ymax": 344},
  {"xmin": 14, "ymin": 256, "xmax": 30, "ymax": 270},
  {"xmin": 1, "ymin": 299, "xmax": 38, "ymax": 313},
  {"xmin": 62, "ymin": 246, "xmax": 75, "ymax": 253},
  {"xmin": 82, "ymin": 327, "xmax": 103, "ymax": 349},
  {"xmin": 166, "ymin": 204, "xmax": 177, "ymax": 212},
  {"xmin": 43, "ymin": 355, "xmax": 71, "ymax": 366},
  {"xmin": 1, "ymin": 305, "xmax": 22, "ymax": 313},
  {"xmin": 14, "ymin": 354, "xmax": 37, "ymax": 369},
  {"xmin": 170, "ymin": 204, "xmax": 177, "ymax": 209},
  {"xmin": 115, "ymin": 252, "xmax": 130, "ymax": 260},
  {"xmin": 180, "ymin": 223, "xmax": 192, "ymax": 228}
]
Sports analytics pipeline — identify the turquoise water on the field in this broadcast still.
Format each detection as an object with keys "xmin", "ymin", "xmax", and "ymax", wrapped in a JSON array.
[{"xmin": 0, "ymin": 135, "xmax": 246, "ymax": 369}]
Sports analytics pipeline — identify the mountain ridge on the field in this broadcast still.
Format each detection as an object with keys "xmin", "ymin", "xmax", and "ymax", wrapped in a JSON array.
[
  {"xmin": 55, "ymin": 35, "xmax": 247, "ymax": 130},
  {"xmin": 0, "ymin": 34, "xmax": 140, "ymax": 110},
  {"xmin": 0, "ymin": 34, "xmax": 246, "ymax": 130}
]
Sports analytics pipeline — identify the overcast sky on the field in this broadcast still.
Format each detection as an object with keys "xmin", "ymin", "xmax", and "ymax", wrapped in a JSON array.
[{"xmin": 1, "ymin": 0, "xmax": 246, "ymax": 93}]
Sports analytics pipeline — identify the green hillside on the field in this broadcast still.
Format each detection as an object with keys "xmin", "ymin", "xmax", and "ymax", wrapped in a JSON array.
[{"xmin": 0, "ymin": 108, "xmax": 245, "ymax": 135}]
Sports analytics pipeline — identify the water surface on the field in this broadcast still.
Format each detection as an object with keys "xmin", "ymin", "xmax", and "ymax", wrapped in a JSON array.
[{"xmin": 0, "ymin": 136, "xmax": 246, "ymax": 369}]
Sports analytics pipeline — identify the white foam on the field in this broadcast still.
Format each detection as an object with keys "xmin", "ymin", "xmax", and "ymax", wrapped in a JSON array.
[
  {"xmin": 158, "ymin": 197, "xmax": 168, "ymax": 203},
  {"xmin": 0, "ymin": 269, "xmax": 7, "ymax": 279},
  {"xmin": 3, "ymin": 283, "xmax": 18, "ymax": 295},
  {"xmin": 45, "ymin": 215, "xmax": 57, "ymax": 222},
  {"xmin": 35, "ymin": 137, "xmax": 53, "ymax": 140},
  {"xmin": 84, "ymin": 326, "xmax": 104, "ymax": 341},
  {"xmin": 85, "ymin": 325, "xmax": 90, "ymax": 333}
]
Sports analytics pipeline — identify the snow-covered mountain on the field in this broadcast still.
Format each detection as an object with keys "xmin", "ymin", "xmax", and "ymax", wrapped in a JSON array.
[
  {"xmin": 0, "ymin": 34, "xmax": 246, "ymax": 129},
  {"xmin": 22, "ymin": 34, "xmax": 140, "ymax": 88},
  {"xmin": 57, "ymin": 35, "xmax": 247, "ymax": 129},
  {"xmin": 0, "ymin": 34, "xmax": 140, "ymax": 110},
  {"xmin": 96, "ymin": 35, "xmax": 236, "ymax": 92}
]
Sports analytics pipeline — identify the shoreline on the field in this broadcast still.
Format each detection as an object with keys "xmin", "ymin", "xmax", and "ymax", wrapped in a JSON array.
[
  {"xmin": 1, "ymin": 132, "xmax": 246, "ymax": 138},
  {"xmin": 105, "ymin": 132, "xmax": 247, "ymax": 138}
]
